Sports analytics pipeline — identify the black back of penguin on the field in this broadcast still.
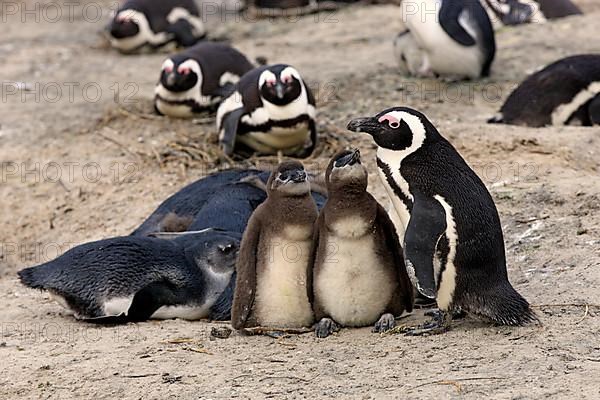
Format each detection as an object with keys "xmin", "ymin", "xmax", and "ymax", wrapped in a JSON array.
[
  {"xmin": 492, "ymin": 55, "xmax": 600, "ymax": 127},
  {"xmin": 116, "ymin": 0, "xmax": 200, "ymax": 33},
  {"xmin": 18, "ymin": 232, "xmax": 239, "ymax": 321}
]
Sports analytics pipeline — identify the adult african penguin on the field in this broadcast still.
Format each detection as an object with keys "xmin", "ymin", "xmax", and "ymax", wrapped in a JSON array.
[
  {"xmin": 399, "ymin": 0, "xmax": 496, "ymax": 79},
  {"xmin": 154, "ymin": 43, "xmax": 255, "ymax": 118},
  {"xmin": 216, "ymin": 64, "xmax": 317, "ymax": 158},
  {"xmin": 484, "ymin": 0, "xmax": 581, "ymax": 25},
  {"xmin": 348, "ymin": 107, "xmax": 536, "ymax": 334},
  {"xmin": 232, "ymin": 161, "xmax": 317, "ymax": 330},
  {"xmin": 18, "ymin": 230, "xmax": 239, "ymax": 322},
  {"xmin": 489, "ymin": 55, "xmax": 600, "ymax": 127},
  {"xmin": 108, "ymin": 0, "xmax": 205, "ymax": 54},
  {"xmin": 311, "ymin": 149, "xmax": 414, "ymax": 338}
]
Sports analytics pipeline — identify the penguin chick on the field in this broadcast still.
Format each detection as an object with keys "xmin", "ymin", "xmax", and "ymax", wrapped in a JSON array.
[
  {"xmin": 108, "ymin": 0, "xmax": 205, "ymax": 54},
  {"xmin": 154, "ymin": 43, "xmax": 255, "ymax": 118},
  {"xmin": 216, "ymin": 64, "xmax": 317, "ymax": 158},
  {"xmin": 18, "ymin": 231, "xmax": 239, "ymax": 322},
  {"xmin": 311, "ymin": 149, "xmax": 414, "ymax": 338},
  {"xmin": 348, "ymin": 107, "xmax": 537, "ymax": 334},
  {"xmin": 232, "ymin": 161, "xmax": 317, "ymax": 330}
]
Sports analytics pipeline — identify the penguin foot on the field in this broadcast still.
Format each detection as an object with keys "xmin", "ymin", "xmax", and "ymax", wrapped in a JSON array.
[
  {"xmin": 315, "ymin": 318, "xmax": 340, "ymax": 338},
  {"xmin": 404, "ymin": 310, "xmax": 451, "ymax": 336},
  {"xmin": 372, "ymin": 313, "xmax": 396, "ymax": 333}
]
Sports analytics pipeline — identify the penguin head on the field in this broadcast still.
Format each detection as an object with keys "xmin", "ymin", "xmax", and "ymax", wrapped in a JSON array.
[
  {"xmin": 347, "ymin": 107, "xmax": 440, "ymax": 154},
  {"xmin": 109, "ymin": 9, "xmax": 141, "ymax": 39},
  {"xmin": 326, "ymin": 149, "xmax": 367, "ymax": 193},
  {"xmin": 189, "ymin": 232, "xmax": 240, "ymax": 275},
  {"xmin": 258, "ymin": 65, "xmax": 303, "ymax": 106},
  {"xmin": 485, "ymin": 0, "xmax": 535, "ymax": 25},
  {"xmin": 268, "ymin": 161, "xmax": 310, "ymax": 197},
  {"xmin": 159, "ymin": 57, "xmax": 201, "ymax": 93}
]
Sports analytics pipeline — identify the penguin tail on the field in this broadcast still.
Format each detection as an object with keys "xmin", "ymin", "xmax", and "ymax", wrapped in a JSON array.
[
  {"xmin": 18, "ymin": 265, "xmax": 50, "ymax": 290},
  {"xmin": 482, "ymin": 283, "xmax": 539, "ymax": 326}
]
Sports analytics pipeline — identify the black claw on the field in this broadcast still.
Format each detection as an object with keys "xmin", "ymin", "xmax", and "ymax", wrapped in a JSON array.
[
  {"xmin": 404, "ymin": 310, "xmax": 451, "ymax": 336},
  {"xmin": 315, "ymin": 318, "xmax": 339, "ymax": 338}
]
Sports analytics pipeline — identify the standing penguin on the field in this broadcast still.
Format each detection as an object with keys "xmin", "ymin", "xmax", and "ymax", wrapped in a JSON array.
[
  {"xmin": 399, "ymin": 0, "xmax": 496, "ymax": 79},
  {"xmin": 154, "ymin": 43, "xmax": 255, "ymax": 118},
  {"xmin": 489, "ymin": 54, "xmax": 600, "ymax": 127},
  {"xmin": 216, "ymin": 64, "xmax": 317, "ymax": 157},
  {"xmin": 232, "ymin": 161, "xmax": 317, "ymax": 330},
  {"xmin": 108, "ymin": 0, "xmax": 205, "ymax": 54},
  {"xmin": 18, "ymin": 231, "xmax": 239, "ymax": 322},
  {"xmin": 484, "ymin": 0, "xmax": 581, "ymax": 25},
  {"xmin": 347, "ymin": 107, "xmax": 536, "ymax": 334},
  {"xmin": 311, "ymin": 149, "xmax": 414, "ymax": 338}
]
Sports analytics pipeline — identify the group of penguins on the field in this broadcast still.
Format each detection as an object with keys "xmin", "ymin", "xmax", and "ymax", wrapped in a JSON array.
[{"xmin": 17, "ymin": 0, "xmax": 600, "ymax": 336}]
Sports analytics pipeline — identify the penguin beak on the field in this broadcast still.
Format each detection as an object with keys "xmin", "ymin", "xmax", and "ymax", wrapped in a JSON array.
[
  {"xmin": 334, "ymin": 149, "xmax": 361, "ymax": 168},
  {"xmin": 166, "ymin": 72, "xmax": 177, "ymax": 87},
  {"xmin": 290, "ymin": 169, "xmax": 307, "ymax": 183},
  {"xmin": 275, "ymin": 82, "xmax": 285, "ymax": 99},
  {"xmin": 347, "ymin": 117, "xmax": 381, "ymax": 137}
]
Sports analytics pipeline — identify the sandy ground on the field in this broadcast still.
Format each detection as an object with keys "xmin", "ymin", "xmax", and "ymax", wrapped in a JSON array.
[{"xmin": 1, "ymin": 0, "xmax": 600, "ymax": 398}]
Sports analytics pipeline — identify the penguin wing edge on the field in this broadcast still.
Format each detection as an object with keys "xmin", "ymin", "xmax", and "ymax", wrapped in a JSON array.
[
  {"xmin": 439, "ymin": 2, "xmax": 476, "ymax": 47},
  {"xmin": 231, "ymin": 215, "xmax": 261, "ymax": 329},
  {"xmin": 403, "ymin": 192, "xmax": 447, "ymax": 299},
  {"xmin": 376, "ymin": 204, "xmax": 414, "ymax": 313}
]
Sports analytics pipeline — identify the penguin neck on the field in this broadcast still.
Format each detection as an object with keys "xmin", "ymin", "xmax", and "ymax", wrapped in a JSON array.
[
  {"xmin": 326, "ymin": 188, "xmax": 377, "ymax": 221},
  {"xmin": 265, "ymin": 193, "xmax": 317, "ymax": 226}
]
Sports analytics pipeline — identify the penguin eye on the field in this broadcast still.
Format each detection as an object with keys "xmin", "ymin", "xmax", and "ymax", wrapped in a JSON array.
[
  {"xmin": 389, "ymin": 121, "xmax": 400, "ymax": 129},
  {"xmin": 281, "ymin": 75, "xmax": 292, "ymax": 84},
  {"xmin": 218, "ymin": 244, "xmax": 233, "ymax": 254},
  {"xmin": 266, "ymin": 80, "xmax": 275, "ymax": 87}
]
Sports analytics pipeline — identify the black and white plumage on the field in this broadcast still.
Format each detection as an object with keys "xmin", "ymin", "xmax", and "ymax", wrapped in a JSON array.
[
  {"xmin": 154, "ymin": 43, "xmax": 255, "ymax": 118},
  {"xmin": 489, "ymin": 55, "xmax": 600, "ymax": 127},
  {"xmin": 216, "ymin": 64, "xmax": 317, "ymax": 157},
  {"xmin": 108, "ymin": 0, "xmax": 205, "ymax": 54},
  {"xmin": 484, "ymin": 0, "xmax": 581, "ymax": 25},
  {"xmin": 348, "ymin": 107, "xmax": 536, "ymax": 334},
  {"xmin": 18, "ymin": 231, "xmax": 239, "ymax": 322},
  {"xmin": 397, "ymin": 0, "xmax": 496, "ymax": 79}
]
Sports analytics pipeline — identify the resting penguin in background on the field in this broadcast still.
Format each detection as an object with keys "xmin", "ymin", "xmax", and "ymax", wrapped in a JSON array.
[
  {"xmin": 18, "ymin": 231, "xmax": 239, "ymax": 322},
  {"xmin": 398, "ymin": 0, "xmax": 496, "ymax": 79},
  {"xmin": 348, "ymin": 107, "xmax": 536, "ymax": 334},
  {"xmin": 232, "ymin": 161, "xmax": 317, "ymax": 330},
  {"xmin": 108, "ymin": 0, "xmax": 205, "ymax": 54},
  {"xmin": 154, "ymin": 43, "xmax": 255, "ymax": 118},
  {"xmin": 132, "ymin": 169, "xmax": 326, "ymax": 237},
  {"xmin": 311, "ymin": 149, "xmax": 414, "ymax": 338},
  {"xmin": 484, "ymin": 0, "xmax": 581, "ymax": 25},
  {"xmin": 489, "ymin": 55, "xmax": 600, "ymax": 127},
  {"xmin": 216, "ymin": 64, "xmax": 317, "ymax": 158}
]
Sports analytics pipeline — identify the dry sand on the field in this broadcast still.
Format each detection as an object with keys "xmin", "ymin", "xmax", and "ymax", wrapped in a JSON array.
[{"xmin": 1, "ymin": 0, "xmax": 599, "ymax": 398}]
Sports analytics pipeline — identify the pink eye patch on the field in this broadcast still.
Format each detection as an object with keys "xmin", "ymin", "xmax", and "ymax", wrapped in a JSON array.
[
  {"xmin": 178, "ymin": 67, "xmax": 191, "ymax": 75},
  {"xmin": 378, "ymin": 115, "xmax": 400, "ymax": 129}
]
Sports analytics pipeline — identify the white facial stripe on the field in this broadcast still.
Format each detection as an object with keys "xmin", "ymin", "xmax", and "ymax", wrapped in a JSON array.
[
  {"xmin": 280, "ymin": 66, "xmax": 301, "ymax": 83},
  {"xmin": 259, "ymin": 70, "xmax": 277, "ymax": 86},
  {"xmin": 111, "ymin": 10, "xmax": 170, "ymax": 51},
  {"xmin": 219, "ymin": 71, "xmax": 240, "ymax": 86},
  {"xmin": 178, "ymin": 59, "xmax": 201, "ymax": 74},
  {"xmin": 216, "ymin": 91, "xmax": 243, "ymax": 131},
  {"xmin": 166, "ymin": 7, "xmax": 206, "ymax": 36},
  {"xmin": 433, "ymin": 195, "xmax": 457, "ymax": 311},
  {"xmin": 162, "ymin": 58, "xmax": 174, "ymax": 71}
]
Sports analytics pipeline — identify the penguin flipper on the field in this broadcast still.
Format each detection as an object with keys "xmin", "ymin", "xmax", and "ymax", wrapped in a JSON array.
[
  {"xmin": 403, "ymin": 191, "xmax": 447, "ymax": 299},
  {"xmin": 376, "ymin": 204, "xmax": 414, "ymax": 313},
  {"xmin": 231, "ymin": 214, "xmax": 261, "ymax": 329},
  {"xmin": 219, "ymin": 108, "xmax": 245, "ymax": 156},
  {"xmin": 83, "ymin": 313, "xmax": 129, "ymax": 325},
  {"xmin": 587, "ymin": 94, "xmax": 600, "ymax": 126},
  {"xmin": 166, "ymin": 19, "xmax": 201, "ymax": 47},
  {"xmin": 127, "ymin": 280, "xmax": 180, "ymax": 321},
  {"xmin": 439, "ymin": 1, "xmax": 476, "ymax": 46}
]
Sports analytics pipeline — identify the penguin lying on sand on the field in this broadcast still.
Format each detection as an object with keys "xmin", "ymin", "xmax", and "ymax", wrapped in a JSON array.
[
  {"xmin": 132, "ymin": 169, "xmax": 326, "ymax": 237},
  {"xmin": 311, "ymin": 149, "xmax": 414, "ymax": 338},
  {"xmin": 216, "ymin": 64, "xmax": 317, "ymax": 157},
  {"xmin": 18, "ymin": 230, "xmax": 239, "ymax": 322},
  {"xmin": 489, "ymin": 54, "xmax": 600, "ymax": 127},
  {"xmin": 484, "ymin": 0, "xmax": 581, "ymax": 25},
  {"xmin": 154, "ymin": 43, "xmax": 255, "ymax": 118},
  {"xmin": 108, "ymin": 0, "xmax": 205, "ymax": 54},
  {"xmin": 398, "ymin": 0, "xmax": 496, "ymax": 79},
  {"xmin": 232, "ymin": 161, "xmax": 317, "ymax": 330},
  {"xmin": 348, "ymin": 107, "xmax": 536, "ymax": 334}
]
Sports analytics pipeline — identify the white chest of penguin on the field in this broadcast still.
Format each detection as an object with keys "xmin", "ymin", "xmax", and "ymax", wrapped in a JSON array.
[
  {"xmin": 255, "ymin": 224, "xmax": 313, "ymax": 328},
  {"xmin": 238, "ymin": 121, "xmax": 310, "ymax": 152},
  {"xmin": 316, "ymin": 217, "xmax": 396, "ymax": 326}
]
